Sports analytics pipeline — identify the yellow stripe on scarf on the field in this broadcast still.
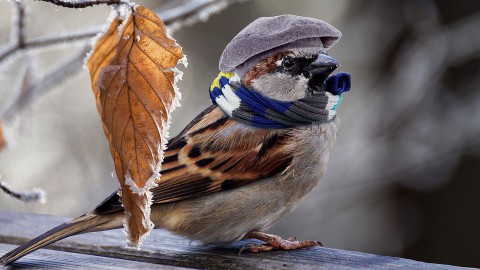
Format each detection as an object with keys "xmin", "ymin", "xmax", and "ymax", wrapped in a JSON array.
[{"xmin": 210, "ymin": 72, "xmax": 235, "ymax": 91}]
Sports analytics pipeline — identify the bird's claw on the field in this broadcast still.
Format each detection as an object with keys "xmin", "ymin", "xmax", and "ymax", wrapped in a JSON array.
[{"xmin": 239, "ymin": 231, "xmax": 323, "ymax": 254}]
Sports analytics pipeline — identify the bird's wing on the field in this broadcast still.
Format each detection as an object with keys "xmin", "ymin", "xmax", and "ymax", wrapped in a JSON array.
[{"xmin": 94, "ymin": 105, "xmax": 294, "ymax": 214}]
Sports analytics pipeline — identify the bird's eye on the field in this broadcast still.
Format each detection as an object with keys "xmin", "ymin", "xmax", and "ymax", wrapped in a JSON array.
[{"xmin": 282, "ymin": 57, "xmax": 295, "ymax": 69}]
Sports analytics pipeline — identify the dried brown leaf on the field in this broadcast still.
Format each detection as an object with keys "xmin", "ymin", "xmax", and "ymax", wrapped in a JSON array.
[{"xmin": 87, "ymin": 6, "xmax": 184, "ymax": 247}]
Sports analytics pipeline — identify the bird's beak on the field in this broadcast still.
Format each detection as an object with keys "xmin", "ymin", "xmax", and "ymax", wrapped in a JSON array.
[{"xmin": 307, "ymin": 54, "xmax": 340, "ymax": 91}]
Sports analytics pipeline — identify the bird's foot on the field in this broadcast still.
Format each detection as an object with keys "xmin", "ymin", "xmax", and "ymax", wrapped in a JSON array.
[{"xmin": 240, "ymin": 231, "xmax": 322, "ymax": 254}]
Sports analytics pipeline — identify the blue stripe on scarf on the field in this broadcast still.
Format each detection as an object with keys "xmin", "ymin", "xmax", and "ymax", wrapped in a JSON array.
[
  {"xmin": 219, "ymin": 76, "xmax": 230, "ymax": 89},
  {"xmin": 209, "ymin": 87, "xmax": 223, "ymax": 103},
  {"xmin": 235, "ymin": 85, "xmax": 292, "ymax": 116},
  {"xmin": 234, "ymin": 87, "xmax": 269, "ymax": 117},
  {"xmin": 251, "ymin": 90, "xmax": 292, "ymax": 113}
]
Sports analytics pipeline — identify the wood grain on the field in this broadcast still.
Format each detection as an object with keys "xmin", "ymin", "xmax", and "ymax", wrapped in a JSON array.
[
  {"xmin": 0, "ymin": 212, "xmax": 472, "ymax": 269},
  {"xmin": 0, "ymin": 243, "xmax": 185, "ymax": 269}
]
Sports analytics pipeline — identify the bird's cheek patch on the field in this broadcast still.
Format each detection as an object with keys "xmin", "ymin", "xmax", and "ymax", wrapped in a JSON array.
[{"xmin": 252, "ymin": 73, "xmax": 307, "ymax": 101}]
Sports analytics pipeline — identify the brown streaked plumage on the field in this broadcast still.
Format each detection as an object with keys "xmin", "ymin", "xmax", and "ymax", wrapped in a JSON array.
[{"xmin": 243, "ymin": 52, "xmax": 288, "ymax": 86}]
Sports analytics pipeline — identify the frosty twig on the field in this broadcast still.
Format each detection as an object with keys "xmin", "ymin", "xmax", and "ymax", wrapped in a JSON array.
[
  {"xmin": 0, "ymin": 179, "xmax": 46, "ymax": 204},
  {"xmin": 36, "ymin": 0, "xmax": 123, "ymax": 9}
]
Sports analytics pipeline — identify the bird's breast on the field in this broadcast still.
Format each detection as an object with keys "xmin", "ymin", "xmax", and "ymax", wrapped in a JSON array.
[{"xmin": 279, "ymin": 117, "xmax": 340, "ymax": 205}]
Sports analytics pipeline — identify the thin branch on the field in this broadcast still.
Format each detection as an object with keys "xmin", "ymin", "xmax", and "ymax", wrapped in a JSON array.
[
  {"xmin": 158, "ymin": 0, "xmax": 241, "ymax": 32},
  {"xmin": 1, "ymin": 45, "xmax": 90, "ymax": 121},
  {"xmin": 0, "ymin": 45, "xmax": 17, "ymax": 64},
  {"xmin": 2, "ymin": 63, "xmax": 34, "ymax": 122},
  {"xmin": 36, "ymin": 0, "xmax": 123, "ymax": 9},
  {"xmin": 14, "ymin": 1, "xmax": 26, "ymax": 48},
  {"xmin": 0, "ymin": 28, "xmax": 102, "ymax": 65},
  {"xmin": 24, "ymin": 27, "xmax": 102, "ymax": 50},
  {"xmin": 0, "ymin": 179, "xmax": 46, "ymax": 204},
  {"xmin": 0, "ymin": 1, "xmax": 27, "ymax": 64}
]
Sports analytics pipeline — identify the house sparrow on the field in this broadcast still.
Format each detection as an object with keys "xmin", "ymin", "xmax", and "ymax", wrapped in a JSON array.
[{"xmin": 1, "ymin": 15, "xmax": 351, "ymax": 265}]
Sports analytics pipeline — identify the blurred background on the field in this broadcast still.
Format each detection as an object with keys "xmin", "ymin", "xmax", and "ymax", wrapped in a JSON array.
[{"xmin": 1, "ymin": 0, "xmax": 479, "ymax": 267}]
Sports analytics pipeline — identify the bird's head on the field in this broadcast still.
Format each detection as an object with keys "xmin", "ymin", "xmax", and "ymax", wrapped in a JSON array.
[
  {"xmin": 211, "ymin": 15, "xmax": 350, "ymax": 128},
  {"xmin": 242, "ymin": 50, "xmax": 340, "ymax": 101}
]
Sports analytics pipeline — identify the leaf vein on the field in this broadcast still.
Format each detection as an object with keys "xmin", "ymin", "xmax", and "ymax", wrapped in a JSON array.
[{"xmin": 128, "ymin": 57, "xmax": 168, "ymax": 114}]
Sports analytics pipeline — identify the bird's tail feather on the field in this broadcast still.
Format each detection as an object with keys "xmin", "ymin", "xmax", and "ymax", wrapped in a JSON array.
[{"xmin": 0, "ymin": 212, "xmax": 121, "ymax": 266}]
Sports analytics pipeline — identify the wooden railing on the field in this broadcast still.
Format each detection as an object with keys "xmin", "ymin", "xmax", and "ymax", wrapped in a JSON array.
[{"xmin": 0, "ymin": 212, "xmax": 470, "ymax": 269}]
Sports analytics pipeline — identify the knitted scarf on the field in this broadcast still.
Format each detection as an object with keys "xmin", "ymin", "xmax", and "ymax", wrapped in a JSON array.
[{"xmin": 209, "ymin": 72, "xmax": 351, "ymax": 129}]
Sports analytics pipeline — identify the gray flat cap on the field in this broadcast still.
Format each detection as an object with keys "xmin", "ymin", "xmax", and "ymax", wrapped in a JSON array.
[{"xmin": 219, "ymin": 14, "xmax": 342, "ymax": 76}]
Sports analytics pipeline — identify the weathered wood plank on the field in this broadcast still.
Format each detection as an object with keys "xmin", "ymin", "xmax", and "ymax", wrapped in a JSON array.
[
  {"xmin": 0, "ymin": 243, "xmax": 186, "ymax": 269},
  {"xmin": 0, "ymin": 212, "xmax": 472, "ymax": 269}
]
